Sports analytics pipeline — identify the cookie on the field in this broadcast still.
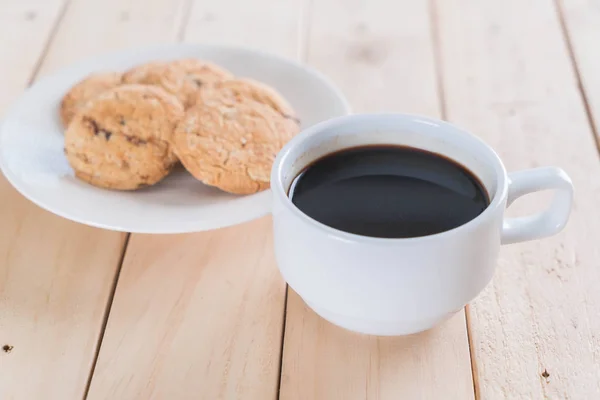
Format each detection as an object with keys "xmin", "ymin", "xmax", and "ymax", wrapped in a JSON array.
[
  {"xmin": 172, "ymin": 97, "xmax": 299, "ymax": 194},
  {"xmin": 197, "ymin": 78, "xmax": 299, "ymax": 123},
  {"xmin": 60, "ymin": 72, "xmax": 123, "ymax": 127},
  {"xmin": 122, "ymin": 62, "xmax": 196, "ymax": 107},
  {"xmin": 64, "ymin": 84, "xmax": 184, "ymax": 190},
  {"xmin": 169, "ymin": 58, "xmax": 233, "ymax": 88}
]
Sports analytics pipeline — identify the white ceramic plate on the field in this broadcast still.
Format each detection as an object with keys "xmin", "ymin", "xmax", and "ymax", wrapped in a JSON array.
[{"xmin": 0, "ymin": 44, "xmax": 351, "ymax": 233}]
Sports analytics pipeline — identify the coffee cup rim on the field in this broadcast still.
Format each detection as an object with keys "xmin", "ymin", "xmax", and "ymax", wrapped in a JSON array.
[{"xmin": 271, "ymin": 113, "xmax": 508, "ymax": 244}]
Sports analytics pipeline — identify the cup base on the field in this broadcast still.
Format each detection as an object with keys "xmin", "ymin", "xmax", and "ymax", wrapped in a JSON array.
[{"xmin": 304, "ymin": 299, "xmax": 456, "ymax": 336}]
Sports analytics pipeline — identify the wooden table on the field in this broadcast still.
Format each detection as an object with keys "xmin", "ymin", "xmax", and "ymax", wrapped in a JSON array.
[{"xmin": 1, "ymin": 0, "xmax": 599, "ymax": 398}]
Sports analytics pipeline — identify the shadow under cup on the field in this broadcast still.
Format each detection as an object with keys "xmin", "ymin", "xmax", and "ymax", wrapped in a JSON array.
[{"xmin": 270, "ymin": 114, "xmax": 509, "ymax": 336}]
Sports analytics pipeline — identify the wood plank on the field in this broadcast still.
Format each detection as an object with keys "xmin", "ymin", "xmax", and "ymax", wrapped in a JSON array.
[
  {"xmin": 558, "ymin": 0, "xmax": 600, "ymax": 136},
  {"xmin": 300, "ymin": 0, "xmax": 441, "ymax": 117},
  {"xmin": 86, "ymin": 0, "xmax": 302, "ymax": 398},
  {"xmin": 0, "ymin": 0, "xmax": 190, "ymax": 398},
  {"xmin": 87, "ymin": 219, "xmax": 286, "ymax": 399},
  {"xmin": 279, "ymin": 1, "xmax": 475, "ymax": 399},
  {"xmin": 0, "ymin": 0, "xmax": 64, "ymax": 115},
  {"xmin": 435, "ymin": 0, "xmax": 600, "ymax": 398}
]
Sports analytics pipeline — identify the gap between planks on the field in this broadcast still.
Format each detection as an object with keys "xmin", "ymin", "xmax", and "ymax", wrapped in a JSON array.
[
  {"xmin": 0, "ymin": 0, "xmax": 125, "ymax": 398},
  {"xmin": 25, "ymin": 0, "xmax": 73, "ymax": 87},
  {"xmin": 81, "ymin": 0, "xmax": 195, "ymax": 396},
  {"xmin": 428, "ymin": 0, "xmax": 480, "ymax": 398},
  {"xmin": 276, "ymin": 287, "xmax": 289, "ymax": 399},
  {"xmin": 278, "ymin": 1, "xmax": 474, "ymax": 399},
  {"xmin": 553, "ymin": 0, "xmax": 600, "ymax": 153},
  {"xmin": 82, "ymin": 233, "xmax": 130, "ymax": 400},
  {"xmin": 81, "ymin": 0, "xmax": 193, "ymax": 400},
  {"xmin": 83, "ymin": 1, "xmax": 302, "ymax": 398},
  {"xmin": 436, "ymin": 0, "xmax": 600, "ymax": 397},
  {"xmin": 0, "ymin": 0, "xmax": 197, "ymax": 398},
  {"xmin": 428, "ymin": 0, "xmax": 448, "ymax": 122},
  {"xmin": 277, "ymin": 0, "xmax": 313, "ymax": 397},
  {"xmin": 430, "ymin": 0, "xmax": 480, "ymax": 398}
]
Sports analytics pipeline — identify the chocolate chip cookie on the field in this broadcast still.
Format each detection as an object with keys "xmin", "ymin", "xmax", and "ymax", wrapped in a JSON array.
[
  {"xmin": 172, "ymin": 96, "xmax": 299, "ymax": 194},
  {"xmin": 60, "ymin": 72, "xmax": 123, "ymax": 127},
  {"xmin": 64, "ymin": 84, "xmax": 184, "ymax": 190}
]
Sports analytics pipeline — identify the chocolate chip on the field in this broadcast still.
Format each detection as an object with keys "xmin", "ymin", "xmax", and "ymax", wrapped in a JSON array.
[
  {"xmin": 83, "ymin": 116, "xmax": 99, "ymax": 134},
  {"xmin": 76, "ymin": 153, "xmax": 90, "ymax": 163},
  {"xmin": 83, "ymin": 117, "xmax": 113, "ymax": 140},
  {"xmin": 3, "ymin": 345, "xmax": 13, "ymax": 353},
  {"xmin": 119, "ymin": 116, "xmax": 126, "ymax": 126},
  {"xmin": 126, "ymin": 136, "xmax": 147, "ymax": 145},
  {"xmin": 193, "ymin": 79, "xmax": 203, "ymax": 87}
]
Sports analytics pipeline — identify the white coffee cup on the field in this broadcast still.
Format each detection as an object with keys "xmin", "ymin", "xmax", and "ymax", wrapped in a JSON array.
[{"xmin": 270, "ymin": 113, "xmax": 573, "ymax": 336}]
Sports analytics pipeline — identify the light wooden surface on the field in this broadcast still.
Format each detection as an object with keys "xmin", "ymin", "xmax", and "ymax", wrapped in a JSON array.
[
  {"xmin": 1, "ymin": 0, "xmax": 599, "ymax": 399},
  {"xmin": 437, "ymin": 0, "xmax": 600, "ymax": 398}
]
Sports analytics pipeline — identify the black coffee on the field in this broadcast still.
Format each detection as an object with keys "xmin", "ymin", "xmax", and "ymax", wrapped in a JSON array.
[{"xmin": 289, "ymin": 145, "xmax": 489, "ymax": 238}]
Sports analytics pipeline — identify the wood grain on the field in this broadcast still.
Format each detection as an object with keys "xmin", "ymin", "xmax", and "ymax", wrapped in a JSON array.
[
  {"xmin": 278, "ymin": 1, "xmax": 475, "ymax": 399},
  {"xmin": 558, "ymin": 0, "xmax": 600, "ymax": 136},
  {"xmin": 86, "ymin": 0, "xmax": 302, "ymax": 398},
  {"xmin": 38, "ymin": 0, "xmax": 191, "ymax": 73},
  {"xmin": 435, "ymin": 0, "xmax": 600, "ymax": 398},
  {"xmin": 87, "ymin": 219, "xmax": 285, "ymax": 399},
  {"xmin": 0, "ymin": 0, "xmax": 189, "ymax": 398},
  {"xmin": 302, "ymin": 0, "xmax": 440, "ymax": 116},
  {"xmin": 0, "ymin": 0, "xmax": 65, "ymax": 115},
  {"xmin": 184, "ymin": 0, "xmax": 303, "ymax": 57}
]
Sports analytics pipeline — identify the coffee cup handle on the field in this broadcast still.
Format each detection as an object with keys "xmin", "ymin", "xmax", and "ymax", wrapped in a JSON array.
[{"xmin": 501, "ymin": 167, "xmax": 573, "ymax": 245}]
